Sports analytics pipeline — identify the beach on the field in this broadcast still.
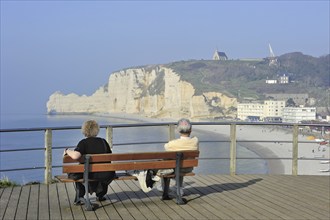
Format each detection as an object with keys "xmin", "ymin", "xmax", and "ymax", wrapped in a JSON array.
[
  {"xmin": 197, "ymin": 124, "xmax": 330, "ymax": 176},
  {"xmin": 105, "ymin": 113, "xmax": 330, "ymax": 176}
]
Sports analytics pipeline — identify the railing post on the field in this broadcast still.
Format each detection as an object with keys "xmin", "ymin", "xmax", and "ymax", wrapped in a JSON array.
[
  {"xmin": 169, "ymin": 124, "xmax": 175, "ymax": 141},
  {"xmin": 230, "ymin": 123, "xmax": 237, "ymax": 175},
  {"xmin": 106, "ymin": 126, "xmax": 113, "ymax": 150},
  {"xmin": 292, "ymin": 124, "xmax": 299, "ymax": 176},
  {"xmin": 44, "ymin": 129, "xmax": 52, "ymax": 184}
]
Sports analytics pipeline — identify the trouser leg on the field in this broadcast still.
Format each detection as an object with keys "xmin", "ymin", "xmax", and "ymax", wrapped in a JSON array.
[
  {"xmin": 74, "ymin": 182, "xmax": 86, "ymax": 205},
  {"xmin": 76, "ymin": 182, "xmax": 85, "ymax": 198},
  {"xmin": 95, "ymin": 182, "xmax": 108, "ymax": 198},
  {"xmin": 162, "ymin": 177, "xmax": 171, "ymax": 200}
]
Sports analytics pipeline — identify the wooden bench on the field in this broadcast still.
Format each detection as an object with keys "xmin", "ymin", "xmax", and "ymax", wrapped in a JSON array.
[{"xmin": 55, "ymin": 150, "xmax": 199, "ymax": 211}]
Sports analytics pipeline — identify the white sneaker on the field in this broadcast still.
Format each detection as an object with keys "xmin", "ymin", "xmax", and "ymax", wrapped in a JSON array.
[
  {"xmin": 179, "ymin": 187, "xmax": 184, "ymax": 196},
  {"xmin": 156, "ymin": 182, "xmax": 163, "ymax": 192}
]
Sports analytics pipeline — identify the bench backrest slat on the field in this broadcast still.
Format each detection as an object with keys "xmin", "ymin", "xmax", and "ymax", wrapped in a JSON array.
[
  {"xmin": 62, "ymin": 150, "xmax": 199, "ymax": 174},
  {"xmin": 63, "ymin": 150, "xmax": 199, "ymax": 163},
  {"xmin": 63, "ymin": 159, "xmax": 198, "ymax": 173}
]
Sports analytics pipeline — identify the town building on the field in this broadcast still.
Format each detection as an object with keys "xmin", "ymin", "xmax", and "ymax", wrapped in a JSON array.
[
  {"xmin": 282, "ymin": 107, "xmax": 316, "ymax": 123},
  {"xmin": 237, "ymin": 100, "xmax": 285, "ymax": 121},
  {"xmin": 263, "ymin": 100, "xmax": 285, "ymax": 118},
  {"xmin": 237, "ymin": 102, "xmax": 264, "ymax": 121}
]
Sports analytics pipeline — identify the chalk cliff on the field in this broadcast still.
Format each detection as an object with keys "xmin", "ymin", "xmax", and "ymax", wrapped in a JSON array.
[{"xmin": 47, "ymin": 66, "xmax": 237, "ymax": 119}]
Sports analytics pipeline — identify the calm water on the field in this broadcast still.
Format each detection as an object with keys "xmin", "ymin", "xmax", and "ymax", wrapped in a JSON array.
[{"xmin": 0, "ymin": 114, "xmax": 267, "ymax": 184}]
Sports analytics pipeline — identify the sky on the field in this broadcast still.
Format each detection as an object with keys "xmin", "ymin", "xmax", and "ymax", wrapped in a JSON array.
[{"xmin": 1, "ymin": 0, "xmax": 329, "ymax": 116}]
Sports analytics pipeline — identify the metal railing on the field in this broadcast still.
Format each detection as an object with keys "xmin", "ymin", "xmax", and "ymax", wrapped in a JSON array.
[{"xmin": 0, "ymin": 121, "xmax": 329, "ymax": 184}]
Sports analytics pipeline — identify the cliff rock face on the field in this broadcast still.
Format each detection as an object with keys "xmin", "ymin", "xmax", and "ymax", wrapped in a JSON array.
[{"xmin": 47, "ymin": 67, "xmax": 237, "ymax": 119}]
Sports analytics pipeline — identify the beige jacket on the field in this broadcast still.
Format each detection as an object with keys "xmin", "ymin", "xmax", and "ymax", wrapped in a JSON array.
[
  {"xmin": 164, "ymin": 137, "xmax": 199, "ymax": 151},
  {"xmin": 164, "ymin": 136, "xmax": 199, "ymax": 173}
]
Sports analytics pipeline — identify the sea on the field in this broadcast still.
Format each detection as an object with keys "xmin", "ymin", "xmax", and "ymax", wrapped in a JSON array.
[{"xmin": 0, "ymin": 113, "xmax": 267, "ymax": 184}]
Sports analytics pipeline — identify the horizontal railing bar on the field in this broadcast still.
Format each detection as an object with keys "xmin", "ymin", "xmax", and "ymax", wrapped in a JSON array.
[
  {"xmin": 0, "ymin": 148, "xmax": 45, "ymax": 152},
  {"xmin": 0, "ymin": 139, "xmax": 325, "ymax": 152},
  {"xmin": 113, "ymin": 141, "xmax": 168, "ymax": 146},
  {"xmin": 0, "ymin": 146, "xmax": 78, "ymax": 153},
  {"xmin": 0, "ymin": 166, "xmax": 45, "ymax": 172},
  {"xmin": 200, "ymin": 157, "xmax": 325, "ymax": 160},
  {"xmin": 1, "ymin": 121, "xmax": 328, "ymax": 133}
]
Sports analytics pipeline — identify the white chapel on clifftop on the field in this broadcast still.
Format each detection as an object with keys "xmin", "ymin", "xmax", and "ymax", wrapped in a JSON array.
[{"xmin": 213, "ymin": 49, "xmax": 228, "ymax": 60}]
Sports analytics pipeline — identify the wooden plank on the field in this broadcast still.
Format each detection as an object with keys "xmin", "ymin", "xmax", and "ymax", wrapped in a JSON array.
[
  {"xmin": 206, "ymin": 177, "xmax": 254, "ymax": 219},
  {"xmin": 93, "ymin": 199, "xmax": 111, "ymax": 220},
  {"xmin": 2, "ymin": 187, "xmax": 19, "ymax": 220},
  {"xmin": 107, "ymin": 181, "xmax": 135, "ymax": 220},
  {"xmin": 65, "ymin": 183, "xmax": 86, "ymax": 220},
  {"xmin": 57, "ymin": 182, "xmax": 74, "ymax": 220},
  {"xmin": 220, "ymin": 175, "xmax": 296, "ymax": 219},
  {"xmin": 211, "ymin": 175, "xmax": 280, "ymax": 219},
  {"xmin": 124, "ymin": 179, "xmax": 171, "ymax": 219},
  {"xmin": 182, "ymin": 176, "xmax": 229, "ymax": 220},
  {"xmin": 117, "ymin": 180, "xmax": 158, "ymax": 219},
  {"xmin": 112, "ymin": 180, "xmax": 147, "ymax": 219},
  {"xmin": 15, "ymin": 185, "xmax": 30, "ymax": 220},
  {"xmin": 26, "ymin": 184, "xmax": 39, "ymax": 220},
  {"xmin": 208, "ymin": 175, "xmax": 281, "ymax": 219},
  {"xmin": 38, "ymin": 184, "xmax": 50, "ymax": 220},
  {"xmin": 0, "ymin": 187, "xmax": 12, "ymax": 219},
  {"xmin": 238, "ymin": 175, "xmax": 330, "ymax": 219},
  {"xmin": 186, "ymin": 175, "xmax": 246, "ymax": 219},
  {"xmin": 183, "ymin": 176, "xmax": 233, "ymax": 219},
  {"xmin": 132, "ymin": 180, "xmax": 183, "ymax": 220},
  {"xmin": 48, "ymin": 183, "xmax": 61, "ymax": 220},
  {"xmin": 101, "ymin": 183, "xmax": 125, "ymax": 219}
]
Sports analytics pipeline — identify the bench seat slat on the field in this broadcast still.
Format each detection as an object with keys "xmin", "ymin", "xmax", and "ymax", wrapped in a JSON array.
[{"xmin": 55, "ymin": 172, "xmax": 195, "ymax": 182}]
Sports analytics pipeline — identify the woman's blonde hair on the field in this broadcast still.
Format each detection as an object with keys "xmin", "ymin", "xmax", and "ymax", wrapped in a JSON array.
[{"xmin": 81, "ymin": 120, "xmax": 100, "ymax": 137}]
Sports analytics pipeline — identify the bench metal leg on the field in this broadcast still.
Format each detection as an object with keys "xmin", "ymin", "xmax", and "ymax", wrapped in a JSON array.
[
  {"xmin": 175, "ymin": 152, "xmax": 186, "ymax": 205},
  {"xmin": 84, "ymin": 189, "xmax": 93, "ymax": 211},
  {"xmin": 83, "ymin": 155, "xmax": 93, "ymax": 211}
]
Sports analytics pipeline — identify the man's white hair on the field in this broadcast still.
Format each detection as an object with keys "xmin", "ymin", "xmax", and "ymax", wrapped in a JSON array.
[{"xmin": 176, "ymin": 118, "xmax": 192, "ymax": 134}]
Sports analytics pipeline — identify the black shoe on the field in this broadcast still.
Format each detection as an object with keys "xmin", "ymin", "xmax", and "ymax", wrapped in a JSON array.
[{"xmin": 96, "ymin": 196, "xmax": 106, "ymax": 202}]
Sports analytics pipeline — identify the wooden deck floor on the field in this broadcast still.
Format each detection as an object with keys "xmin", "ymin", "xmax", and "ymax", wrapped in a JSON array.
[{"xmin": 1, "ymin": 175, "xmax": 329, "ymax": 220}]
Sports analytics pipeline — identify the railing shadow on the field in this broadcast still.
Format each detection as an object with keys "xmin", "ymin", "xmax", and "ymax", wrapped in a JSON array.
[
  {"xmin": 184, "ymin": 178, "xmax": 263, "ymax": 202},
  {"xmin": 97, "ymin": 178, "xmax": 263, "ymax": 207}
]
